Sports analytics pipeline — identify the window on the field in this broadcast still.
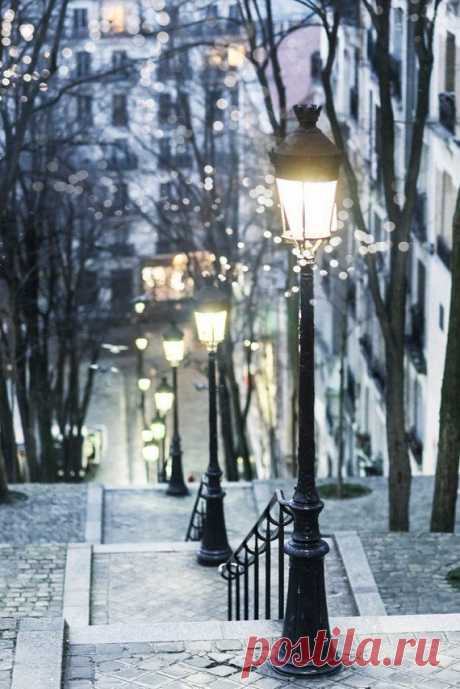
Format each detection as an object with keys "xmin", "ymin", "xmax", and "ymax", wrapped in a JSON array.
[
  {"xmin": 113, "ymin": 182, "xmax": 129, "ymax": 210},
  {"xmin": 159, "ymin": 139, "xmax": 171, "ymax": 168},
  {"xmin": 437, "ymin": 170, "xmax": 456, "ymax": 251},
  {"xmin": 73, "ymin": 8, "xmax": 88, "ymax": 35},
  {"xmin": 112, "ymin": 94, "xmax": 128, "ymax": 126},
  {"xmin": 80, "ymin": 270, "xmax": 98, "ymax": 305},
  {"xmin": 77, "ymin": 95, "xmax": 93, "ymax": 124},
  {"xmin": 111, "ymin": 269, "xmax": 133, "ymax": 311},
  {"xmin": 112, "ymin": 50, "xmax": 128, "ymax": 70},
  {"xmin": 76, "ymin": 51, "xmax": 91, "ymax": 78},
  {"xmin": 108, "ymin": 139, "xmax": 137, "ymax": 170},
  {"xmin": 102, "ymin": 3, "xmax": 125, "ymax": 33},
  {"xmin": 158, "ymin": 93, "xmax": 173, "ymax": 123},
  {"xmin": 445, "ymin": 32, "xmax": 456, "ymax": 92},
  {"xmin": 439, "ymin": 304, "xmax": 445, "ymax": 331}
]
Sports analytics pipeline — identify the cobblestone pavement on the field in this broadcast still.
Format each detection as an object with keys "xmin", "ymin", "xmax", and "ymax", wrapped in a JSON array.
[
  {"xmin": 91, "ymin": 539, "xmax": 355, "ymax": 625},
  {"xmin": 102, "ymin": 486, "xmax": 258, "ymax": 544},
  {"xmin": 0, "ymin": 544, "xmax": 67, "ymax": 689},
  {"xmin": 255, "ymin": 477, "xmax": 460, "ymax": 533},
  {"xmin": 64, "ymin": 632, "xmax": 460, "ymax": 689},
  {"xmin": 0, "ymin": 619, "xmax": 15, "ymax": 689},
  {"xmin": 361, "ymin": 532, "xmax": 460, "ymax": 615},
  {"xmin": 0, "ymin": 484, "xmax": 86, "ymax": 544}
]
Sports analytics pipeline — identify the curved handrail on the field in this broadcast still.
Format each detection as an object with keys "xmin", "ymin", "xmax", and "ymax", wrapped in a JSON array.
[
  {"xmin": 219, "ymin": 490, "xmax": 293, "ymax": 621},
  {"xmin": 185, "ymin": 475, "xmax": 207, "ymax": 542}
]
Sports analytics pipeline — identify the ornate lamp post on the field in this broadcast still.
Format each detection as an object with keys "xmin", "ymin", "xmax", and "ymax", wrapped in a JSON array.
[
  {"xmin": 151, "ymin": 412, "xmax": 167, "ymax": 482},
  {"xmin": 163, "ymin": 324, "xmax": 188, "ymax": 496},
  {"xmin": 270, "ymin": 104, "xmax": 342, "ymax": 677},
  {"xmin": 135, "ymin": 335, "xmax": 149, "ymax": 423},
  {"xmin": 154, "ymin": 376, "xmax": 174, "ymax": 480},
  {"xmin": 194, "ymin": 286, "xmax": 232, "ymax": 566}
]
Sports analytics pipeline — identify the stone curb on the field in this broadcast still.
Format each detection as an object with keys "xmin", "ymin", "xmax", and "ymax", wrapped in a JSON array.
[
  {"xmin": 334, "ymin": 531, "xmax": 387, "ymax": 616},
  {"xmin": 63, "ymin": 544, "xmax": 92, "ymax": 627},
  {"xmin": 93, "ymin": 540, "xmax": 241, "ymax": 554},
  {"xmin": 85, "ymin": 483, "xmax": 103, "ymax": 544},
  {"xmin": 68, "ymin": 613, "xmax": 460, "ymax": 645},
  {"xmin": 11, "ymin": 617, "xmax": 65, "ymax": 689},
  {"xmin": 103, "ymin": 481, "xmax": 254, "ymax": 491}
]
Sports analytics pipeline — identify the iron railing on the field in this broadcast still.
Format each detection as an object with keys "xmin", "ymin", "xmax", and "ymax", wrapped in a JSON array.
[
  {"xmin": 185, "ymin": 476, "xmax": 207, "ymax": 542},
  {"xmin": 219, "ymin": 491, "xmax": 293, "ymax": 621}
]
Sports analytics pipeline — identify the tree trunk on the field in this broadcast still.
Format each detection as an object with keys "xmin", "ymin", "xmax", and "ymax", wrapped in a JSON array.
[
  {"xmin": 386, "ymin": 347, "xmax": 411, "ymax": 531},
  {"xmin": 0, "ymin": 444, "xmax": 10, "ymax": 502},
  {"xmin": 0, "ymin": 364, "xmax": 18, "ymax": 483},
  {"xmin": 431, "ymin": 190, "xmax": 460, "ymax": 532}
]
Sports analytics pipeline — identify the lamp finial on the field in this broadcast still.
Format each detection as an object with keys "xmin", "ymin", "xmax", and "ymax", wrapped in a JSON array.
[{"xmin": 294, "ymin": 104, "xmax": 322, "ymax": 129}]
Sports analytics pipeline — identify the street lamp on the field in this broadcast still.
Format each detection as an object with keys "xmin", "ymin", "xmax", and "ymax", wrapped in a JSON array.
[
  {"xmin": 154, "ymin": 376, "xmax": 174, "ymax": 416},
  {"xmin": 163, "ymin": 324, "xmax": 188, "ymax": 496},
  {"xmin": 270, "ymin": 104, "xmax": 342, "ymax": 678},
  {"xmin": 135, "ymin": 336, "xmax": 149, "ymax": 351},
  {"xmin": 135, "ymin": 336, "xmax": 149, "ymax": 423},
  {"xmin": 151, "ymin": 412, "xmax": 167, "ymax": 483},
  {"xmin": 142, "ymin": 439, "xmax": 159, "ymax": 482},
  {"xmin": 137, "ymin": 377, "xmax": 151, "ymax": 392},
  {"xmin": 194, "ymin": 285, "xmax": 231, "ymax": 566}
]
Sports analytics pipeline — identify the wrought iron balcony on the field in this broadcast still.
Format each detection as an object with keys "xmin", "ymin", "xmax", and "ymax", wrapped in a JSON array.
[{"xmin": 439, "ymin": 92, "xmax": 456, "ymax": 134}]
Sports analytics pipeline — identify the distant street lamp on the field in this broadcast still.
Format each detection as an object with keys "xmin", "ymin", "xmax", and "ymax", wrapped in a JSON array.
[
  {"xmin": 137, "ymin": 377, "xmax": 151, "ymax": 392},
  {"xmin": 154, "ymin": 376, "xmax": 174, "ymax": 416},
  {"xmin": 163, "ymin": 324, "xmax": 188, "ymax": 496},
  {"xmin": 142, "ymin": 426, "xmax": 154, "ymax": 443},
  {"xmin": 270, "ymin": 104, "xmax": 342, "ymax": 677},
  {"xmin": 142, "ymin": 440, "xmax": 159, "ymax": 481},
  {"xmin": 135, "ymin": 335, "xmax": 149, "ymax": 422},
  {"xmin": 194, "ymin": 285, "xmax": 231, "ymax": 566},
  {"xmin": 151, "ymin": 412, "xmax": 167, "ymax": 483}
]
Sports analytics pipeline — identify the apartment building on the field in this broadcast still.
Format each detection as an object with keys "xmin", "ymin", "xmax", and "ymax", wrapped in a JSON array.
[{"xmin": 315, "ymin": 1, "xmax": 459, "ymax": 478}]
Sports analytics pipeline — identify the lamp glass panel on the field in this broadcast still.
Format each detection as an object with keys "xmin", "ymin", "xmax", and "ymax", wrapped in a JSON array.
[
  {"xmin": 142, "ymin": 443, "xmax": 159, "ymax": 462},
  {"xmin": 276, "ymin": 178, "xmax": 337, "ymax": 241},
  {"xmin": 195, "ymin": 311, "xmax": 227, "ymax": 349},
  {"xmin": 138, "ymin": 378, "xmax": 151, "ymax": 392},
  {"xmin": 151, "ymin": 419, "xmax": 166, "ymax": 441},
  {"xmin": 155, "ymin": 390, "xmax": 174, "ymax": 414},
  {"xmin": 142, "ymin": 428, "xmax": 154, "ymax": 443},
  {"xmin": 163, "ymin": 339, "xmax": 185, "ymax": 365},
  {"xmin": 135, "ymin": 337, "xmax": 148, "ymax": 351}
]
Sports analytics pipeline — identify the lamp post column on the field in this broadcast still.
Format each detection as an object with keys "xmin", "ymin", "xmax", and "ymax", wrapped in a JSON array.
[
  {"xmin": 137, "ymin": 349, "xmax": 145, "ymax": 425},
  {"xmin": 275, "ymin": 262, "xmax": 339, "ymax": 677},
  {"xmin": 167, "ymin": 366, "xmax": 188, "ymax": 496},
  {"xmin": 197, "ymin": 348, "xmax": 232, "ymax": 566}
]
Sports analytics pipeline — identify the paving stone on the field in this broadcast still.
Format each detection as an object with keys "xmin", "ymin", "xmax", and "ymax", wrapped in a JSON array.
[{"xmin": 360, "ymin": 532, "xmax": 460, "ymax": 615}]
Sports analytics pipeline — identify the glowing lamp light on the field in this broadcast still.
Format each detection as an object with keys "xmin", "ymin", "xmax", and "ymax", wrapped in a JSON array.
[
  {"xmin": 163, "ymin": 323, "xmax": 185, "ymax": 367},
  {"xmin": 142, "ymin": 441, "xmax": 159, "ymax": 463},
  {"xmin": 270, "ymin": 104, "xmax": 342, "ymax": 253},
  {"xmin": 194, "ymin": 286, "xmax": 228, "ymax": 352},
  {"xmin": 154, "ymin": 376, "xmax": 174, "ymax": 415},
  {"xmin": 150, "ymin": 413, "xmax": 166, "ymax": 442},
  {"xmin": 142, "ymin": 427, "xmax": 154, "ymax": 443},
  {"xmin": 134, "ymin": 301, "xmax": 146, "ymax": 314},
  {"xmin": 135, "ymin": 336, "xmax": 149, "ymax": 351},
  {"xmin": 138, "ymin": 377, "xmax": 151, "ymax": 392}
]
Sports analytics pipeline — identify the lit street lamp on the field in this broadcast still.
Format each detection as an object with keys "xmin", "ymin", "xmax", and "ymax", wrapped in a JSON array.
[
  {"xmin": 194, "ymin": 285, "xmax": 231, "ymax": 566},
  {"xmin": 151, "ymin": 412, "xmax": 167, "ymax": 482},
  {"xmin": 154, "ymin": 376, "xmax": 174, "ymax": 480},
  {"xmin": 142, "ymin": 439, "xmax": 160, "ymax": 482},
  {"xmin": 135, "ymin": 335, "xmax": 149, "ymax": 423},
  {"xmin": 163, "ymin": 324, "xmax": 188, "ymax": 496},
  {"xmin": 270, "ymin": 104, "xmax": 342, "ymax": 677}
]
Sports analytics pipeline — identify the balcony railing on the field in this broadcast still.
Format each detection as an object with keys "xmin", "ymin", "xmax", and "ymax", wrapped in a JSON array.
[
  {"xmin": 439, "ymin": 92, "xmax": 456, "ymax": 134},
  {"xmin": 406, "ymin": 304, "xmax": 427, "ymax": 374},
  {"xmin": 437, "ymin": 236, "xmax": 452, "ymax": 270}
]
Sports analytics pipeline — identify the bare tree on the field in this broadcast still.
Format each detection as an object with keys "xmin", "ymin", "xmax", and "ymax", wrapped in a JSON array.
[{"xmin": 431, "ymin": 189, "xmax": 460, "ymax": 532}]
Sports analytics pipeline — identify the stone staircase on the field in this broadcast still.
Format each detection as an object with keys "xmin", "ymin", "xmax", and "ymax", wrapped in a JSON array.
[{"xmin": 5, "ymin": 479, "xmax": 460, "ymax": 689}]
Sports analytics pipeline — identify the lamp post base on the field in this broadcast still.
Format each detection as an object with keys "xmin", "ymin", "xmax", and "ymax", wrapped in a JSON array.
[
  {"xmin": 197, "ymin": 492, "xmax": 231, "ymax": 566},
  {"xmin": 166, "ymin": 482, "xmax": 189, "ymax": 496},
  {"xmin": 271, "ymin": 660, "xmax": 342, "ymax": 678}
]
